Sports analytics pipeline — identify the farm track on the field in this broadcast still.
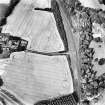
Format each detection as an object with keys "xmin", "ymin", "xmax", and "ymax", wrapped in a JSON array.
[{"xmin": 57, "ymin": 0, "xmax": 81, "ymax": 102}]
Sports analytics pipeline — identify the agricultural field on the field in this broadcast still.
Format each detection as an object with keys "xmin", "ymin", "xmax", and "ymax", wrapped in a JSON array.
[
  {"xmin": 0, "ymin": 0, "xmax": 105, "ymax": 105},
  {"xmin": 0, "ymin": 0, "xmax": 75, "ymax": 105}
]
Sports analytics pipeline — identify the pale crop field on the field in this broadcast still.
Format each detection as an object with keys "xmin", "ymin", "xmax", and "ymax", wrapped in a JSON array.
[
  {"xmin": 0, "ymin": 0, "xmax": 74, "ymax": 105},
  {"xmin": 0, "ymin": 0, "xmax": 10, "ymax": 4}
]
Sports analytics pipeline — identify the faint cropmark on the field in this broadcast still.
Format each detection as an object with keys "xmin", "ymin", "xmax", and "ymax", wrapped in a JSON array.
[{"xmin": 0, "ymin": 60, "xmax": 8, "ymax": 75}]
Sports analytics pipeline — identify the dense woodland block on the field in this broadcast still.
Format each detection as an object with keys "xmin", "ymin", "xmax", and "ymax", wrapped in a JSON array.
[{"xmin": 0, "ymin": 33, "xmax": 28, "ymax": 58}]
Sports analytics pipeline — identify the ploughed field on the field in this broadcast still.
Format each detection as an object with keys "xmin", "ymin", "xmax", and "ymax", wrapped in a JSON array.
[
  {"xmin": 0, "ymin": 0, "xmax": 75, "ymax": 105},
  {"xmin": 1, "ymin": 53, "xmax": 73, "ymax": 104},
  {"xmin": 1, "ymin": 0, "xmax": 105, "ymax": 105}
]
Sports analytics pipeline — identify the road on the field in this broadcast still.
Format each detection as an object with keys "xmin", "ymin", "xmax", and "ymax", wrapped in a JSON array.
[{"xmin": 57, "ymin": 0, "xmax": 82, "ymax": 102}]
